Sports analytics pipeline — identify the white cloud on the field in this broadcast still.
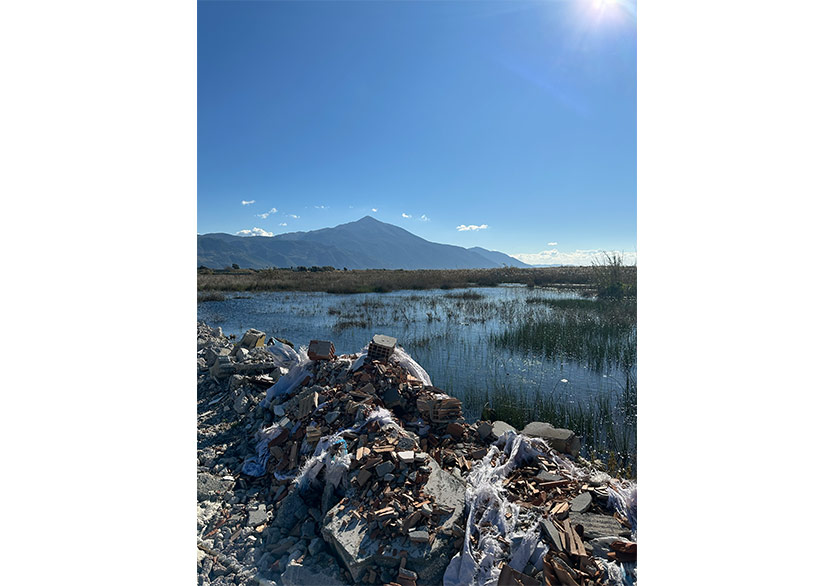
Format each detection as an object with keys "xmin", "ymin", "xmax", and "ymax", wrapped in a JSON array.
[
  {"xmin": 420, "ymin": 214, "xmax": 430, "ymax": 222},
  {"xmin": 402, "ymin": 213, "xmax": 411, "ymax": 218},
  {"xmin": 241, "ymin": 200, "xmax": 255, "ymax": 206},
  {"xmin": 288, "ymin": 214, "xmax": 300, "ymax": 219},
  {"xmin": 235, "ymin": 227, "xmax": 274, "ymax": 237},
  {"xmin": 371, "ymin": 208, "xmax": 378, "ymax": 212},
  {"xmin": 548, "ymin": 242, "xmax": 558, "ymax": 246},
  {"xmin": 314, "ymin": 205, "xmax": 328, "ymax": 209},
  {"xmin": 256, "ymin": 207, "xmax": 277, "ymax": 219},
  {"xmin": 456, "ymin": 224, "xmax": 488, "ymax": 231},
  {"xmin": 510, "ymin": 248, "xmax": 637, "ymax": 266},
  {"xmin": 278, "ymin": 222, "xmax": 287, "ymax": 227}
]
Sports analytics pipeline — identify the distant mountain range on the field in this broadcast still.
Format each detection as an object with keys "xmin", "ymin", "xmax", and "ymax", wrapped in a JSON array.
[{"xmin": 197, "ymin": 216, "xmax": 530, "ymax": 270}]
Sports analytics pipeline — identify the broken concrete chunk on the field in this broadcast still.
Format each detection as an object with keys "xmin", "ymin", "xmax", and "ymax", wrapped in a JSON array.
[
  {"xmin": 568, "ymin": 512, "xmax": 631, "ymax": 540},
  {"xmin": 383, "ymin": 387, "xmax": 403, "ymax": 409},
  {"xmin": 247, "ymin": 504, "xmax": 268, "ymax": 526},
  {"xmin": 297, "ymin": 390, "xmax": 319, "ymax": 418},
  {"xmin": 397, "ymin": 450, "xmax": 415, "ymax": 464},
  {"xmin": 408, "ymin": 530, "xmax": 429, "ymax": 543},
  {"xmin": 520, "ymin": 422, "xmax": 581, "ymax": 456},
  {"xmin": 280, "ymin": 560, "xmax": 348, "ymax": 586},
  {"xmin": 322, "ymin": 458, "xmax": 465, "ymax": 585},
  {"xmin": 570, "ymin": 492, "xmax": 593, "ymax": 514},
  {"xmin": 376, "ymin": 461, "xmax": 396, "ymax": 477},
  {"xmin": 490, "ymin": 421, "xmax": 517, "ymax": 439},
  {"xmin": 209, "ymin": 355, "xmax": 235, "ymax": 379},
  {"xmin": 239, "ymin": 328, "xmax": 266, "ymax": 350},
  {"xmin": 325, "ymin": 411, "xmax": 340, "ymax": 424},
  {"xmin": 205, "ymin": 346, "xmax": 231, "ymax": 367}
]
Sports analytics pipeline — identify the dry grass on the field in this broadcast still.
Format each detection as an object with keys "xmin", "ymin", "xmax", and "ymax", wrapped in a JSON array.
[{"xmin": 196, "ymin": 266, "xmax": 635, "ymax": 294}]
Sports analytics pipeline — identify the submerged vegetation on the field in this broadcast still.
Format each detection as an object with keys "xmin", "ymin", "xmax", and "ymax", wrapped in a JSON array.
[{"xmin": 493, "ymin": 297, "xmax": 636, "ymax": 371}]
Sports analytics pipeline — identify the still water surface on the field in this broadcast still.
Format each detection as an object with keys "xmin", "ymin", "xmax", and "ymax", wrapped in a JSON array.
[{"xmin": 198, "ymin": 286, "xmax": 629, "ymax": 419}]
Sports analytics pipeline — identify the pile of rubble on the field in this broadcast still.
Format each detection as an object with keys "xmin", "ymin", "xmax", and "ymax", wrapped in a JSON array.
[{"xmin": 196, "ymin": 322, "xmax": 637, "ymax": 586}]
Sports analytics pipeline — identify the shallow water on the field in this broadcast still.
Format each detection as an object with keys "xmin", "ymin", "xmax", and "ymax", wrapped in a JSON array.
[{"xmin": 198, "ymin": 286, "xmax": 631, "ymax": 417}]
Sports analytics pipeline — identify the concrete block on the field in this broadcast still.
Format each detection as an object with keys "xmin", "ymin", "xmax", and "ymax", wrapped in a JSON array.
[{"xmin": 520, "ymin": 422, "xmax": 580, "ymax": 456}]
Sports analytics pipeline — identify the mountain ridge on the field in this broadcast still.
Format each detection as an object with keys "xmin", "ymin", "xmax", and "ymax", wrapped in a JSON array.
[{"xmin": 197, "ymin": 216, "xmax": 530, "ymax": 270}]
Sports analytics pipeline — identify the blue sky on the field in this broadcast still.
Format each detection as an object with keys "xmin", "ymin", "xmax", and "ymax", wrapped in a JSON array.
[{"xmin": 198, "ymin": 0, "xmax": 636, "ymax": 265}]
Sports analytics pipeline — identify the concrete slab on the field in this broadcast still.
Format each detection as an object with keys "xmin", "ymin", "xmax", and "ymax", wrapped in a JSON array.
[
  {"xmin": 321, "ymin": 458, "xmax": 465, "ymax": 585},
  {"xmin": 568, "ymin": 512, "xmax": 631, "ymax": 540}
]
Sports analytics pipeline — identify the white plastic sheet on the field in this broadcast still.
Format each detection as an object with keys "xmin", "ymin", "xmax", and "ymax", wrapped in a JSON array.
[
  {"xmin": 241, "ymin": 423, "xmax": 285, "ymax": 477},
  {"xmin": 607, "ymin": 479, "xmax": 637, "ymax": 539},
  {"xmin": 348, "ymin": 345, "xmax": 432, "ymax": 387},
  {"xmin": 261, "ymin": 346, "xmax": 312, "ymax": 407},
  {"xmin": 392, "ymin": 347, "xmax": 432, "ymax": 386},
  {"xmin": 266, "ymin": 342, "xmax": 301, "ymax": 368},
  {"xmin": 444, "ymin": 431, "xmax": 549, "ymax": 586},
  {"xmin": 293, "ymin": 407, "xmax": 400, "ymax": 491}
]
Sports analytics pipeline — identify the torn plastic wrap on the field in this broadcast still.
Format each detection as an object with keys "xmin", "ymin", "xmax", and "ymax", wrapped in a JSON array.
[
  {"xmin": 348, "ymin": 346, "xmax": 369, "ymax": 372},
  {"xmin": 241, "ymin": 423, "xmax": 285, "ymax": 477},
  {"xmin": 348, "ymin": 345, "xmax": 432, "ymax": 387},
  {"xmin": 261, "ymin": 346, "xmax": 312, "ymax": 407},
  {"xmin": 392, "ymin": 347, "xmax": 432, "ymax": 386},
  {"xmin": 603, "ymin": 559, "xmax": 637, "ymax": 586},
  {"xmin": 293, "ymin": 407, "xmax": 400, "ymax": 492},
  {"xmin": 607, "ymin": 479, "xmax": 637, "ymax": 539},
  {"xmin": 266, "ymin": 342, "xmax": 301, "ymax": 369},
  {"xmin": 443, "ymin": 431, "xmax": 550, "ymax": 586},
  {"xmin": 294, "ymin": 434, "xmax": 351, "ymax": 492}
]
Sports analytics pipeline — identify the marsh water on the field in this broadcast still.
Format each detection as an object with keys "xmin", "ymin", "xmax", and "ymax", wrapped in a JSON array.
[{"xmin": 199, "ymin": 286, "xmax": 636, "ymax": 466}]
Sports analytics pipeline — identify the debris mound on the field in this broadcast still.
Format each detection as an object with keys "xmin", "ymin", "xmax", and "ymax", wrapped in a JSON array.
[{"xmin": 196, "ymin": 322, "xmax": 637, "ymax": 586}]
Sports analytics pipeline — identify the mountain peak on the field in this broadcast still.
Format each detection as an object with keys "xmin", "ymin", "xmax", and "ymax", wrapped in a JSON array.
[{"xmin": 197, "ymin": 217, "xmax": 531, "ymax": 269}]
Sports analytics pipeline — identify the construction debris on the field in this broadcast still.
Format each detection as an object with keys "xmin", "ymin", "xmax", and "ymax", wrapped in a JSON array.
[
  {"xmin": 308, "ymin": 340, "xmax": 336, "ymax": 361},
  {"xmin": 367, "ymin": 334, "xmax": 397, "ymax": 362},
  {"xmin": 196, "ymin": 321, "xmax": 637, "ymax": 586}
]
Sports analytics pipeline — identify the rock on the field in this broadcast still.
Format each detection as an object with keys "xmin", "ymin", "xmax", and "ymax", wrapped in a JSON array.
[
  {"xmin": 570, "ymin": 492, "xmax": 593, "ymax": 514},
  {"xmin": 308, "ymin": 538, "xmax": 326, "ymax": 556},
  {"xmin": 397, "ymin": 450, "xmax": 415, "ymax": 464},
  {"xmin": 476, "ymin": 421, "xmax": 493, "ymax": 441},
  {"xmin": 205, "ymin": 346, "xmax": 232, "ymax": 367},
  {"xmin": 375, "ymin": 461, "xmax": 395, "ymax": 477},
  {"xmin": 233, "ymin": 390, "xmax": 249, "ymax": 414},
  {"xmin": 270, "ymin": 536, "xmax": 298, "ymax": 555},
  {"xmin": 325, "ymin": 411, "xmax": 340, "ymax": 424},
  {"xmin": 490, "ymin": 421, "xmax": 517, "ymax": 440},
  {"xmin": 568, "ymin": 512, "xmax": 631, "ymax": 540},
  {"xmin": 197, "ymin": 473, "xmax": 235, "ymax": 501},
  {"xmin": 248, "ymin": 504, "xmax": 268, "ymax": 526},
  {"xmin": 280, "ymin": 561, "xmax": 347, "ymax": 586},
  {"xmin": 209, "ymin": 355, "xmax": 235, "ymax": 379},
  {"xmin": 446, "ymin": 422, "xmax": 465, "ymax": 439},
  {"xmin": 236, "ymin": 347, "xmax": 250, "ymax": 361},
  {"xmin": 408, "ymin": 530, "xmax": 429, "ymax": 543},
  {"xmin": 383, "ymin": 387, "xmax": 403, "ymax": 409},
  {"xmin": 322, "ymin": 458, "xmax": 465, "ymax": 585},
  {"xmin": 239, "ymin": 328, "xmax": 267, "ymax": 350},
  {"xmin": 301, "ymin": 519, "xmax": 316, "ymax": 539},
  {"xmin": 519, "ymin": 422, "xmax": 581, "ymax": 456}
]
